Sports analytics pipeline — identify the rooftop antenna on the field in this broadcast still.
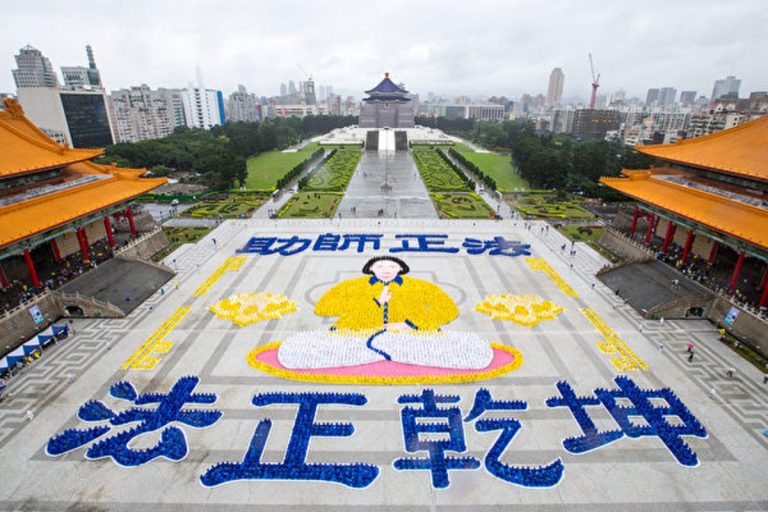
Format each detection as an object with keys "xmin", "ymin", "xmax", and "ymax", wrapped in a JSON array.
[{"xmin": 86, "ymin": 45, "xmax": 96, "ymax": 69}]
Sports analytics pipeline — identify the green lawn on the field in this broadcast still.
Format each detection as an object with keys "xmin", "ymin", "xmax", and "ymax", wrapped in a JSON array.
[
  {"xmin": 412, "ymin": 150, "xmax": 470, "ymax": 192},
  {"xmin": 453, "ymin": 144, "xmax": 528, "ymax": 192},
  {"xmin": 152, "ymin": 226, "xmax": 212, "ymax": 261},
  {"xmin": 515, "ymin": 202, "xmax": 595, "ymax": 220},
  {"xmin": 557, "ymin": 225, "xmax": 620, "ymax": 263},
  {"xmin": 278, "ymin": 192, "xmax": 344, "ymax": 218},
  {"xmin": 430, "ymin": 193, "xmax": 495, "ymax": 219},
  {"xmin": 301, "ymin": 150, "xmax": 362, "ymax": 192},
  {"xmin": 558, "ymin": 225, "xmax": 604, "ymax": 243},
  {"xmin": 243, "ymin": 143, "xmax": 320, "ymax": 191},
  {"xmin": 182, "ymin": 194, "xmax": 269, "ymax": 219}
]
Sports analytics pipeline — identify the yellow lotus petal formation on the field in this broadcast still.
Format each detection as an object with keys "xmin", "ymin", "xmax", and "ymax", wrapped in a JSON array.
[
  {"xmin": 209, "ymin": 292, "xmax": 297, "ymax": 327},
  {"xmin": 475, "ymin": 294, "xmax": 563, "ymax": 327}
]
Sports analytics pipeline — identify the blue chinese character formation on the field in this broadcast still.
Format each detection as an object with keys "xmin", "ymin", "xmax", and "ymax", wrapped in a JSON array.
[
  {"xmin": 237, "ymin": 233, "xmax": 533, "ymax": 257},
  {"xmin": 312, "ymin": 233, "xmax": 383, "ymax": 253},
  {"xmin": 394, "ymin": 389, "xmax": 563, "ymax": 489},
  {"xmin": 46, "ymin": 376, "xmax": 221, "ymax": 467},
  {"xmin": 200, "ymin": 392, "xmax": 379, "ymax": 489},
  {"xmin": 390, "ymin": 234, "xmax": 460, "ymax": 254},
  {"xmin": 546, "ymin": 376, "xmax": 707, "ymax": 467},
  {"xmin": 462, "ymin": 237, "xmax": 531, "ymax": 257},
  {"xmin": 394, "ymin": 390, "xmax": 480, "ymax": 488},
  {"xmin": 464, "ymin": 389, "xmax": 564, "ymax": 488},
  {"xmin": 238, "ymin": 235, "xmax": 312, "ymax": 256}
]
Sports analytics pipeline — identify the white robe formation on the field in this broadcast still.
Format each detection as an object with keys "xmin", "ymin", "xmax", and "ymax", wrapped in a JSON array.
[{"xmin": 277, "ymin": 329, "xmax": 494, "ymax": 370}]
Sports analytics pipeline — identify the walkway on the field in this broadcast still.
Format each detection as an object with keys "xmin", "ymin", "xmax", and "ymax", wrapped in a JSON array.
[{"xmin": 337, "ymin": 151, "xmax": 437, "ymax": 219}]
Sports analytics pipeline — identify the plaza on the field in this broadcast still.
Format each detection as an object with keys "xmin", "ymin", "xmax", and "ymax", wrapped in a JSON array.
[{"xmin": 1, "ymin": 212, "xmax": 767, "ymax": 510}]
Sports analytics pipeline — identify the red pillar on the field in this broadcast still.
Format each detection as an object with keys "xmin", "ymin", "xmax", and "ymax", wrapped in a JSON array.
[
  {"xmin": 629, "ymin": 207, "xmax": 640, "ymax": 237},
  {"xmin": 760, "ymin": 279, "xmax": 768, "ymax": 307},
  {"xmin": 708, "ymin": 240, "xmax": 720, "ymax": 265},
  {"xmin": 681, "ymin": 230, "xmax": 695, "ymax": 263},
  {"xmin": 759, "ymin": 266, "xmax": 768, "ymax": 291},
  {"xmin": 104, "ymin": 216, "xmax": 115, "ymax": 248},
  {"xmin": 77, "ymin": 228, "xmax": 90, "ymax": 262},
  {"xmin": 729, "ymin": 251, "xmax": 745, "ymax": 290},
  {"xmin": 643, "ymin": 213, "xmax": 655, "ymax": 245},
  {"xmin": 50, "ymin": 238, "xmax": 62, "ymax": 261},
  {"xmin": 24, "ymin": 249, "xmax": 41, "ymax": 289},
  {"xmin": 661, "ymin": 220, "xmax": 676, "ymax": 254},
  {"xmin": 0, "ymin": 262, "xmax": 8, "ymax": 288},
  {"xmin": 126, "ymin": 208, "xmax": 137, "ymax": 238}
]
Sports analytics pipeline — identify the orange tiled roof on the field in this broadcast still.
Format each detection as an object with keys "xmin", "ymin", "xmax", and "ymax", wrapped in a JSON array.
[
  {"xmin": 635, "ymin": 113, "xmax": 768, "ymax": 182},
  {"xmin": 0, "ymin": 98, "xmax": 103, "ymax": 178},
  {"xmin": 600, "ymin": 171, "xmax": 768, "ymax": 250},
  {"xmin": 0, "ymin": 169, "xmax": 166, "ymax": 248}
]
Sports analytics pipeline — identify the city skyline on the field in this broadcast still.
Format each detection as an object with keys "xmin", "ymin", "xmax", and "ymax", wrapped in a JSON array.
[{"xmin": 2, "ymin": 0, "xmax": 766, "ymax": 101}]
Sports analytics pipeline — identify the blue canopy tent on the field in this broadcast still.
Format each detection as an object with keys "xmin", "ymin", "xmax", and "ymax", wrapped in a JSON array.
[{"xmin": 1, "ymin": 324, "xmax": 69, "ymax": 375}]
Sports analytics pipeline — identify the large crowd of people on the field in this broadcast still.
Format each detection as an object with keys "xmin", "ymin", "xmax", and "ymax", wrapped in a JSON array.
[
  {"xmin": 619, "ymin": 226, "xmax": 768, "ymax": 321},
  {"xmin": 0, "ymin": 237, "xmax": 124, "ymax": 315}
]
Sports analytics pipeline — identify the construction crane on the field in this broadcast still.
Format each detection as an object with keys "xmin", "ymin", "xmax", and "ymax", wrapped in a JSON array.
[
  {"xmin": 588, "ymin": 53, "xmax": 601, "ymax": 109},
  {"xmin": 297, "ymin": 64, "xmax": 312, "ymax": 81}
]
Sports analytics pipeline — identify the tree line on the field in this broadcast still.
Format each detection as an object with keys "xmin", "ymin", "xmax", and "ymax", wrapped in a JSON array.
[
  {"xmin": 98, "ymin": 115, "xmax": 357, "ymax": 190},
  {"xmin": 445, "ymin": 148, "xmax": 497, "ymax": 191},
  {"xmin": 415, "ymin": 116, "xmax": 653, "ymax": 199}
]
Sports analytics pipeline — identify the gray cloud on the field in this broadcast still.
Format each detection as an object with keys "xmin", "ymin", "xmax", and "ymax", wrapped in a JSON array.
[{"xmin": 2, "ymin": 0, "xmax": 766, "ymax": 101}]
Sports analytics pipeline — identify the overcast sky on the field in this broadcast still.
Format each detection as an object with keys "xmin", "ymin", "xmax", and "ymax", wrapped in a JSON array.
[{"xmin": 2, "ymin": 0, "xmax": 766, "ymax": 102}]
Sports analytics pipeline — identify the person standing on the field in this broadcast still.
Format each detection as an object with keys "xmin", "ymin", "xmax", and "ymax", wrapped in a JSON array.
[{"xmin": 688, "ymin": 351, "xmax": 694, "ymax": 363}]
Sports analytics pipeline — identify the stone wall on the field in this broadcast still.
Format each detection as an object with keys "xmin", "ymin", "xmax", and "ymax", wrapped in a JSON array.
[
  {"xmin": 707, "ymin": 296, "xmax": 768, "ymax": 357},
  {"xmin": 598, "ymin": 228, "xmax": 653, "ymax": 262},
  {"xmin": 0, "ymin": 292, "xmax": 60, "ymax": 357},
  {"xmin": 116, "ymin": 229, "xmax": 168, "ymax": 261}
]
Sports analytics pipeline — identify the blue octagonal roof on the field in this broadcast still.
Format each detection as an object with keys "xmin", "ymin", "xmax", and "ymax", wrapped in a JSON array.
[{"xmin": 365, "ymin": 74, "xmax": 409, "ymax": 95}]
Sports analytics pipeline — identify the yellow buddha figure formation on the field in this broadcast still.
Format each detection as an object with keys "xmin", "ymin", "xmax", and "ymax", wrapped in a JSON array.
[{"xmin": 277, "ymin": 256, "xmax": 493, "ymax": 370}]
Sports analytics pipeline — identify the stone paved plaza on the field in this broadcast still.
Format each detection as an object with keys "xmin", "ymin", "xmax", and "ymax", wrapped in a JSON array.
[
  {"xmin": 337, "ymin": 151, "xmax": 437, "ymax": 219},
  {"xmin": 1, "ymin": 217, "xmax": 768, "ymax": 511}
]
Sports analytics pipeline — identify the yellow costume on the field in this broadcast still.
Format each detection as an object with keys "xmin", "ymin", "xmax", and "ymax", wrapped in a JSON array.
[
  {"xmin": 278, "ymin": 273, "xmax": 493, "ymax": 370},
  {"xmin": 314, "ymin": 276, "xmax": 459, "ymax": 332}
]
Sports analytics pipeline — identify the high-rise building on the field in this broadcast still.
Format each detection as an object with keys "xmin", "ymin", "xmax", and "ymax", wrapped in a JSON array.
[
  {"xmin": 17, "ymin": 87, "xmax": 114, "ymax": 147},
  {"xmin": 227, "ymin": 85, "xmax": 260, "ymax": 123},
  {"xmin": 658, "ymin": 87, "xmax": 677, "ymax": 107},
  {"xmin": 182, "ymin": 87, "xmax": 224, "ymax": 129},
  {"xmin": 327, "ymin": 93, "xmax": 342, "ymax": 115},
  {"xmin": 645, "ymin": 88, "xmax": 660, "ymax": 107},
  {"xmin": 571, "ymin": 109, "xmax": 619, "ymax": 139},
  {"xmin": 12, "ymin": 45, "xmax": 59, "ymax": 88},
  {"xmin": 58, "ymin": 89, "xmax": 115, "ymax": 147},
  {"xmin": 711, "ymin": 76, "xmax": 741, "ymax": 101},
  {"xmin": 288, "ymin": 80, "xmax": 297, "ymax": 96},
  {"xmin": 550, "ymin": 108, "xmax": 576, "ymax": 134},
  {"xmin": 680, "ymin": 91, "xmax": 697, "ymax": 107},
  {"xmin": 280, "ymin": 83, "xmax": 287, "ymax": 97},
  {"xmin": 300, "ymin": 79, "xmax": 316, "ymax": 105},
  {"xmin": 13, "ymin": 45, "xmax": 113, "ymax": 147},
  {"xmin": 546, "ymin": 67, "xmax": 565, "ymax": 108},
  {"xmin": 61, "ymin": 45, "xmax": 102, "ymax": 89},
  {"xmin": 110, "ymin": 85, "xmax": 185, "ymax": 143},
  {"xmin": 318, "ymin": 85, "xmax": 327, "ymax": 102}
]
